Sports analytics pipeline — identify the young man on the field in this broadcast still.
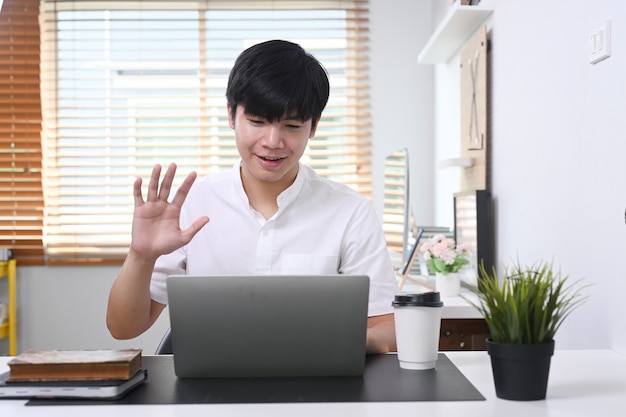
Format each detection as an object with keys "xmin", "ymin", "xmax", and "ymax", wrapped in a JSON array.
[{"xmin": 106, "ymin": 40, "xmax": 397, "ymax": 354}]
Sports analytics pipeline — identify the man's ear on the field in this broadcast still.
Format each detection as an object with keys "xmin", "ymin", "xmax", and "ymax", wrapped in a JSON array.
[
  {"xmin": 227, "ymin": 103, "xmax": 235, "ymax": 128},
  {"xmin": 309, "ymin": 115, "xmax": 321, "ymax": 138}
]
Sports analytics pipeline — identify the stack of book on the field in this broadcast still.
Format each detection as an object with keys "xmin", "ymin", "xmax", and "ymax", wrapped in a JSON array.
[{"xmin": 0, "ymin": 348, "xmax": 147, "ymax": 399}]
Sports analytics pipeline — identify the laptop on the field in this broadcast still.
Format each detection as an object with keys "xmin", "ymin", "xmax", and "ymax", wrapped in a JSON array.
[{"xmin": 166, "ymin": 274, "xmax": 370, "ymax": 378}]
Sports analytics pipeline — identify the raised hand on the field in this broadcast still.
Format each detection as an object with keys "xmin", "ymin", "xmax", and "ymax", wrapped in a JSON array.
[{"xmin": 130, "ymin": 163, "xmax": 210, "ymax": 260}]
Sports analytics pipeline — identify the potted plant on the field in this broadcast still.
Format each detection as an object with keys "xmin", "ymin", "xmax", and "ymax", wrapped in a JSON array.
[
  {"xmin": 420, "ymin": 234, "xmax": 471, "ymax": 296},
  {"xmin": 467, "ymin": 259, "xmax": 588, "ymax": 401}
]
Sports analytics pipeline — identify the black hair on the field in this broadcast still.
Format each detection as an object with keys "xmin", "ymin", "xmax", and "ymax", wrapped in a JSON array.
[{"xmin": 226, "ymin": 40, "xmax": 330, "ymax": 129}]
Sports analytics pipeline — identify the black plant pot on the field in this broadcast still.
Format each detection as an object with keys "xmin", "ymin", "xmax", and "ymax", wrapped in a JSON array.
[{"xmin": 486, "ymin": 339, "xmax": 555, "ymax": 401}]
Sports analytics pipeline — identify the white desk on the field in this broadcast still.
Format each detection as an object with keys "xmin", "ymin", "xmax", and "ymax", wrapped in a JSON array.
[
  {"xmin": 441, "ymin": 288, "xmax": 482, "ymax": 319},
  {"xmin": 1, "ymin": 350, "xmax": 625, "ymax": 416}
]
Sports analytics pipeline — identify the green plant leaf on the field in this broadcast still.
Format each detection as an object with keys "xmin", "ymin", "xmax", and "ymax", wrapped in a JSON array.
[{"xmin": 463, "ymin": 259, "xmax": 589, "ymax": 345}]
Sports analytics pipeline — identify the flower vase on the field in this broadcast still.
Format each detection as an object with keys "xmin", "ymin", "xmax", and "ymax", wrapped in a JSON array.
[{"xmin": 435, "ymin": 272, "xmax": 461, "ymax": 296}]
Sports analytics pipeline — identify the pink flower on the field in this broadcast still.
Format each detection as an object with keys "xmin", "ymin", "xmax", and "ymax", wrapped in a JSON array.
[
  {"xmin": 419, "ymin": 235, "xmax": 472, "ymax": 273},
  {"xmin": 439, "ymin": 249, "xmax": 457, "ymax": 265},
  {"xmin": 459, "ymin": 242, "xmax": 472, "ymax": 254},
  {"xmin": 431, "ymin": 234, "xmax": 447, "ymax": 244},
  {"xmin": 431, "ymin": 242, "xmax": 449, "ymax": 257}
]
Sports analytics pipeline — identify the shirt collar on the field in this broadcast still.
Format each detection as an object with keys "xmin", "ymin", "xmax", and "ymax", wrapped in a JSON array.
[
  {"xmin": 231, "ymin": 160, "xmax": 308, "ymax": 211},
  {"xmin": 277, "ymin": 162, "xmax": 306, "ymax": 209}
]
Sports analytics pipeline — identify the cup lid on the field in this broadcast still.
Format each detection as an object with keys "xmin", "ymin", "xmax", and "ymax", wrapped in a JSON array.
[{"xmin": 392, "ymin": 292, "xmax": 443, "ymax": 307}]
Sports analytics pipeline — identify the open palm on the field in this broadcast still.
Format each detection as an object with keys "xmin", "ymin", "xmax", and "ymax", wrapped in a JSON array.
[{"xmin": 131, "ymin": 163, "xmax": 210, "ymax": 259}]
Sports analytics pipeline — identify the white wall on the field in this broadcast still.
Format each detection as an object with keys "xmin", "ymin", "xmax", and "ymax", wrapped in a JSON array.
[
  {"xmin": 489, "ymin": 0, "xmax": 626, "ymax": 352},
  {"xmin": 370, "ymin": 0, "xmax": 435, "ymax": 225},
  {"xmin": 5, "ymin": 0, "xmax": 626, "ymax": 356},
  {"xmin": 9, "ymin": 266, "xmax": 169, "ymax": 354}
]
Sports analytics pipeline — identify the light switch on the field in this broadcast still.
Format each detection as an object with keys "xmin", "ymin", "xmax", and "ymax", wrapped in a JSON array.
[{"xmin": 589, "ymin": 20, "xmax": 611, "ymax": 64}]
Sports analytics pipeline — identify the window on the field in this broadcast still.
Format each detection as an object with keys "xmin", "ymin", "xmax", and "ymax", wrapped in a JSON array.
[{"xmin": 2, "ymin": 0, "xmax": 371, "ymax": 265}]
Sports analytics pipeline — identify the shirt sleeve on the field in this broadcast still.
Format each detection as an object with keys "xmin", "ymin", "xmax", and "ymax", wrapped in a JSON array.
[{"xmin": 339, "ymin": 200, "xmax": 397, "ymax": 317}]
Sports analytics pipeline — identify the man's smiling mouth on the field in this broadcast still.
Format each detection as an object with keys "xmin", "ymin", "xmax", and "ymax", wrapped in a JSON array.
[{"xmin": 259, "ymin": 156, "xmax": 285, "ymax": 161}]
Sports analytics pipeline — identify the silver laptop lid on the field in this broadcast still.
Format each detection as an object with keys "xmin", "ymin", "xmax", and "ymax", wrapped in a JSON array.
[{"xmin": 166, "ymin": 274, "xmax": 370, "ymax": 378}]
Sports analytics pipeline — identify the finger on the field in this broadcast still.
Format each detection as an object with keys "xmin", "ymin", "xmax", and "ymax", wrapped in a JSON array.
[
  {"xmin": 157, "ymin": 162, "xmax": 177, "ymax": 202},
  {"xmin": 133, "ymin": 176, "xmax": 144, "ymax": 206},
  {"xmin": 170, "ymin": 170, "xmax": 197, "ymax": 208},
  {"xmin": 147, "ymin": 164, "xmax": 162, "ymax": 202},
  {"xmin": 179, "ymin": 216, "xmax": 210, "ymax": 245}
]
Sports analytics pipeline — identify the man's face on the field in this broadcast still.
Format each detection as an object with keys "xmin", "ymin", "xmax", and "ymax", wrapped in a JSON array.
[{"xmin": 228, "ymin": 104, "xmax": 318, "ymax": 189}]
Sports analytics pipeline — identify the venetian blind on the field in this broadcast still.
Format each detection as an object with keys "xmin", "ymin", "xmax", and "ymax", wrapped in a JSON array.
[
  {"xmin": 39, "ymin": 0, "xmax": 372, "ymax": 264},
  {"xmin": 0, "ymin": 0, "xmax": 44, "ymax": 266}
]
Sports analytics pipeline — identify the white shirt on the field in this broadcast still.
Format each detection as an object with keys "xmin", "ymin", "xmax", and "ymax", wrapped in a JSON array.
[{"xmin": 150, "ymin": 162, "xmax": 397, "ymax": 317}]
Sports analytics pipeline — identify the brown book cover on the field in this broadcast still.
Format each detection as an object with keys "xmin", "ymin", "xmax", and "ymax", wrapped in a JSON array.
[{"xmin": 6, "ymin": 348, "xmax": 142, "ymax": 382}]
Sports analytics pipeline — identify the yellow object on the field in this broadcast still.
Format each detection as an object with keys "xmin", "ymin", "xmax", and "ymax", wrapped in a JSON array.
[{"xmin": 0, "ymin": 259, "xmax": 17, "ymax": 355}]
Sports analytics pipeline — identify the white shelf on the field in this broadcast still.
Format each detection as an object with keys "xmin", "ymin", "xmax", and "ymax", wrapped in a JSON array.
[
  {"xmin": 438, "ymin": 157, "xmax": 475, "ymax": 169},
  {"xmin": 418, "ymin": 1, "xmax": 494, "ymax": 64}
]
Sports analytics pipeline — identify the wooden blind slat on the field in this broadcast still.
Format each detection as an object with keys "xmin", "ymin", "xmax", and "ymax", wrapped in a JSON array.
[{"xmin": 0, "ymin": 0, "xmax": 45, "ymax": 265}]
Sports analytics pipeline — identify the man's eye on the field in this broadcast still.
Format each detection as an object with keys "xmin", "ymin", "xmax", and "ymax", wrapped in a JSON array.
[{"xmin": 286, "ymin": 124, "xmax": 303, "ymax": 129}]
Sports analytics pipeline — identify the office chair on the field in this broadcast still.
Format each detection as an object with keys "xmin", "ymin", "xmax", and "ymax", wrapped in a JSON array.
[{"xmin": 155, "ymin": 328, "xmax": 173, "ymax": 354}]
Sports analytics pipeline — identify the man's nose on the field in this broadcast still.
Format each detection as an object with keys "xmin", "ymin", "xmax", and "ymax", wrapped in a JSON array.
[{"xmin": 265, "ymin": 125, "xmax": 284, "ymax": 148}]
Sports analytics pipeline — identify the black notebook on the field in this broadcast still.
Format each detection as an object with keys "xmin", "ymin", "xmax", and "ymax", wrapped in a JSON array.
[{"xmin": 0, "ymin": 369, "xmax": 147, "ymax": 399}]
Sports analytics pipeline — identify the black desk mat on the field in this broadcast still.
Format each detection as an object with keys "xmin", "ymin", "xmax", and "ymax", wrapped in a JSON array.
[{"xmin": 28, "ymin": 353, "xmax": 484, "ymax": 405}]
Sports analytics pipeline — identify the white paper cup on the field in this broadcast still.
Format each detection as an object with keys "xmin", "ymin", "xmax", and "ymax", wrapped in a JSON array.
[{"xmin": 392, "ymin": 292, "xmax": 443, "ymax": 370}]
